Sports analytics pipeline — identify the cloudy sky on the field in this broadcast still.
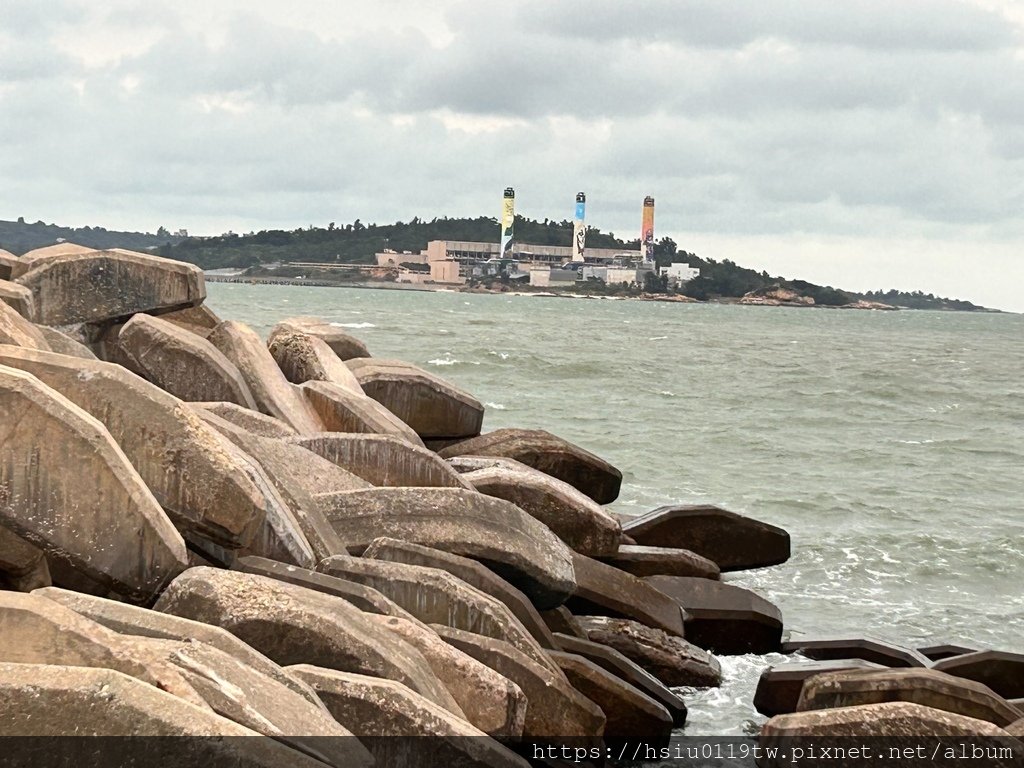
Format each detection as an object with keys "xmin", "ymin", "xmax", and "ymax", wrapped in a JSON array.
[{"xmin": 2, "ymin": 0, "xmax": 1023, "ymax": 309}]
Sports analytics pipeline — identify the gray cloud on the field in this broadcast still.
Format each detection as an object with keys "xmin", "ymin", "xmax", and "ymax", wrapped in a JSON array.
[{"xmin": 1, "ymin": 0, "xmax": 1023, "ymax": 309}]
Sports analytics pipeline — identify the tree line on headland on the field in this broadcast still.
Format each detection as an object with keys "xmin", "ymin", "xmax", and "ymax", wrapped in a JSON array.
[{"xmin": 0, "ymin": 216, "xmax": 988, "ymax": 310}]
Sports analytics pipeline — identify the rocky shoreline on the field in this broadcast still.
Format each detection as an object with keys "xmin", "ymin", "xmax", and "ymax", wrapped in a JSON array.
[{"xmin": 1, "ymin": 243, "xmax": 1022, "ymax": 766}]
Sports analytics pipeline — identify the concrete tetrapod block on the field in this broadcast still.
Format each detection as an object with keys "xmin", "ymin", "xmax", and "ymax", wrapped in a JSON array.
[
  {"xmin": 268, "ymin": 329, "xmax": 363, "ymax": 391},
  {"xmin": 796, "ymin": 667, "xmax": 1024, "ymax": 728},
  {"xmin": 553, "ymin": 632, "xmax": 688, "ymax": 727},
  {"xmin": 207, "ymin": 320, "xmax": 324, "ymax": 435},
  {"xmin": 567, "ymin": 553, "xmax": 687, "ymax": 638},
  {"xmin": 622, "ymin": 504, "xmax": 791, "ymax": 571},
  {"xmin": 315, "ymin": 487, "xmax": 577, "ymax": 609},
  {"xmin": 143, "ymin": 636, "xmax": 373, "ymax": 766},
  {"xmin": 0, "ymin": 592, "xmax": 209, "ymax": 708},
  {"xmin": 200, "ymin": 411, "xmax": 359, "ymax": 560},
  {"xmin": 0, "ymin": 249, "xmax": 16, "ymax": 280},
  {"xmin": 549, "ymin": 650, "xmax": 673, "ymax": 747},
  {"xmin": 919, "ymin": 643, "xmax": 979, "ymax": 662},
  {"xmin": 158, "ymin": 303, "xmax": 222, "ymax": 333},
  {"xmin": 236, "ymin": 556, "xmax": 421, "ymax": 621},
  {"xmin": 272, "ymin": 316, "xmax": 371, "ymax": 360},
  {"xmin": 780, "ymin": 636, "xmax": 933, "ymax": 668},
  {"xmin": 0, "ymin": 364, "xmax": 188, "ymax": 600},
  {"xmin": 366, "ymin": 613, "xmax": 529, "ymax": 740},
  {"xmin": 293, "ymin": 433, "xmax": 472, "ymax": 488},
  {"xmin": 316, "ymin": 554, "xmax": 559, "ymax": 674},
  {"xmin": 0, "ymin": 346, "xmax": 268, "ymax": 551},
  {"xmin": 0, "ymin": 279, "xmax": 34, "ymax": 319},
  {"xmin": 14, "ymin": 248, "xmax": 206, "ymax": 326},
  {"xmin": 1007, "ymin": 718, "xmax": 1024, "ymax": 737},
  {"xmin": 542, "ymin": 606, "xmax": 589, "ymax": 639},
  {"xmin": 346, "ymin": 356, "xmax": 484, "ymax": 440},
  {"xmin": 461, "ymin": 459, "xmax": 621, "ymax": 556},
  {"xmin": 576, "ymin": 615, "xmax": 722, "ymax": 688},
  {"xmin": 35, "ymin": 325, "xmax": 97, "ymax": 358},
  {"xmin": 933, "ymin": 651, "xmax": 1024, "ymax": 700},
  {"xmin": 0, "ymin": 664, "xmax": 342, "ymax": 768},
  {"xmin": 753, "ymin": 659, "xmax": 886, "ymax": 717},
  {"xmin": 289, "ymin": 665, "xmax": 530, "ymax": 768},
  {"xmin": 0, "ymin": 526, "xmax": 51, "ymax": 591},
  {"xmin": 154, "ymin": 566, "xmax": 465, "ymax": 717},
  {"xmin": 34, "ymin": 586, "xmax": 327, "ymax": 709},
  {"xmin": 433, "ymin": 624, "xmax": 607, "ymax": 741},
  {"xmin": 191, "ymin": 400, "xmax": 298, "ymax": 438},
  {"xmin": 759, "ymin": 702, "xmax": 1023, "ymax": 768},
  {"xmin": 362, "ymin": 537, "xmax": 559, "ymax": 650},
  {"xmin": 598, "ymin": 544, "xmax": 721, "ymax": 580},
  {"xmin": 439, "ymin": 428, "xmax": 622, "ymax": 504},
  {"xmin": 119, "ymin": 313, "xmax": 258, "ymax": 407},
  {"xmin": 301, "ymin": 379, "xmax": 425, "ymax": 446},
  {"xmin": 8, "ymin": 242, "xmax": 98, "ymax": 277},
  {"xmin": 0, "ymin": 301, "xmax": 49, "ymax": 349},
  {"xmin": 645, "ymin": 575, "xmax": 784, "ymax": 655}
]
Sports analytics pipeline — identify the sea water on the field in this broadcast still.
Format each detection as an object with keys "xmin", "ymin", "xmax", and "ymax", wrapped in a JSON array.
[{"xmin": 207, "ymin": 282, "xmax": 1024, "ymax": 735}]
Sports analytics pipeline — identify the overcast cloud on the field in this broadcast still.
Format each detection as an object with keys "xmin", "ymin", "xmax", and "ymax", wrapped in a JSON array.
[{"xmin": 1, "ymin": 0, "xmax": 1022, "ymax": 309}]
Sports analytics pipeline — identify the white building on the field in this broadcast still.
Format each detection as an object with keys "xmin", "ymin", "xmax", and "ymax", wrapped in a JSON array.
[{"xmin": 661, "ymin": 262, "xmax": 700, "ymax": 286}]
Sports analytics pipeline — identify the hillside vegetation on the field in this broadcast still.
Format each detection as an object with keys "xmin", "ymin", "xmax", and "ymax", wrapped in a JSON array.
[{"xmin": 0, "ymin": 215, "xmax": 989, "ymax": 310}]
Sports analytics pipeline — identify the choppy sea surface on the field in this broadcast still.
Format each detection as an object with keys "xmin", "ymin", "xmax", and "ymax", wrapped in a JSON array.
[{"xmin": 207, "ymin": 282, "xmax": 1024, "ymax": 735}]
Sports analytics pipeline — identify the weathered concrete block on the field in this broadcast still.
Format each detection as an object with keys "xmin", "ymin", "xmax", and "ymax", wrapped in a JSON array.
[
  {"xmin": 542, "ymin": 606, "xmax": 589, "ymax": 639},
  {"xmin": 119, "ymin": 313, "xmax": 257, "ymax": 407},
  {"xmin": 268, "ymin": 329, "xmax": 363, "ymax": 391},
  {"xmin": 191, "ymin": 400, "xmax": 297, "ymax": 438},
  {"xmin": 0, "ymin": 525, "xmax": 51, "ymax": 592},
  {"xmin": 208, "ymin": 320, "xmax": 324, "ymax": 434},
  {"xmin": 919, "ymin": 643, "xmax": 979, "ymax": 662},
  {"xmin": 289, "ymin": 665, "xmax": 529, "ymax": 768},
  {"xmin": 934, "ymin": 651, "xmax": 1024, "ymax": 700},
  {"xmin": 0, "ymin": 346, "xmax": 268, "ymax": 552},
  {"xmin": 1007, "ymin": 717, "xmax": 1024, "ymax": 737},
  {"xmin": 145, "ymin": 636, "xmax": 372, "ymax": 765},
  {"xmin": 576, "ymin": 615, "xmax": 722, "ymax": 688},
  {"xmin": 781, "ymin": 636, "xmax": 933, "ymax": 668},
  {"xmin": 154, "ymin": 567, "xmax": 464, "ymax": 716},
  {"xmin": 622, "ymin": 505, "xmax": 791, "ymax": 571},
  {"xmin": 36, "ymin": 586, "xmax": 326, "ymax": 708},
  {"xmin": 8, "ymin": 242, "xmax": 95, "ymax": 277},
  {"xmin": 440, "ymin": 428, "xmax": 622, "ymax": 504},
  {"xmin": 158, "ymin": 303, "xmax": 222, "ymax": 333},
  {"xmin": 0, "ymin": 279, "xmax": 34, "ymax": 320},
  {"xmin": 294, "ymin": 433, "xmax": 471, "ymax": 488},
  {"xmin": 200, "ymin": 411, "xmax": 359, "ymax": 560},
  {"xmin": 0, "ymin": 301, "xmax": 49, "ymax": 349},
  {"xmin": 759, "ymin": 702, "xmax": 1022, "ymax": 766},
  {"xmin": 550, "ymin": 650, "xmax": 673, "ymax": 747},
  {"xmin": 316, "ymin": 487, "xmax": 577, "ymax": 609},
  {"xmin": 346, "ymin": 357, "xmax": 484, "ymax": 439},
  {"xmin": 301, "ymin": 379, "xmax": 425, "ymax": 446},
  {"xmin": 0, "ymin": 249, "xmax": 16, "ymax": 280},
  {"xmin": 0, "ymin": 364, "xmax": 187, "ymax": 600},
  {"xmin": 434, "ymin": 624, "xmax": 606, "ymax": 741},
  {"xmin": 461, "ymin": 459, "xmax": 621, "ymax": 556},
  {"xmin": 645, "ymin": 575, "xmax": 783, "ymax": 654},
  {"xmin": 236, "ymin": 556, "xmax": 419, "ymax": 621},
  {"xmin": 0, "ymin": 592, "xmax": 207, "ymax": 708},
  {"xmin": 366, "ymin": 613, "xmax": 528, "ymax": 740},
  {"xmin": 362, "ymin": 537, "xmax": 558, "ymax": 650},
  {"xmin": 599, "ymin": 544, "xmax": 721, "ymax": 580},
  {"xmin": 272, "ymin": 316, "xmax": 371, "ymax": 360},
  {"xmin": 14, "ymin": 248, "xmax": 205, "ymax": 326},
  {"xmin": 567, "ymin": 553, "xmax": 686, "ymax": 637},
  {"xmin": 753, "ymin": 659, "xmax": 885, "ymax": 717},
  {"xmin": 0, "ymin": 663, "xmax": 341, "ymax": 768},
  {"xmin": 553, "ymin": 632, "xmax": 688, "ymax": 727},
  {"xmin": 797, "ymin": 668, "xmax": 1024, "ymax": 728},
  {"xmin": 35, "ymin": 325, "xmax": 97, "ymax": 359},
  {"xmin": 317, "ymin": 554, "xmax": 557, "ymax": 673}
]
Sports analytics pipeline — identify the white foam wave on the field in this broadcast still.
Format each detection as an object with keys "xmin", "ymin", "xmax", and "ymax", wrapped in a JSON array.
[
  {"xmin": 427, "ymin": 358, "xmax": 458, "ymax": 366},
  {"xmin": 485, "ymin": 402, "xmax": 507, "ymax": 410},
  {"xmin": 330, "ymin": 322, "xmax": 376, "ymax": 329},
  {"xmin": 649, "ymin": 335, "xmax": 668, "ymax": 341}
]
